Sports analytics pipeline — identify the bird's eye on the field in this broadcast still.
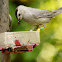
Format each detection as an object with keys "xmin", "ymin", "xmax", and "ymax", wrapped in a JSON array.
[{"xmin": 19, "ymin": 14, "xmax": 21, "ymax": 16}]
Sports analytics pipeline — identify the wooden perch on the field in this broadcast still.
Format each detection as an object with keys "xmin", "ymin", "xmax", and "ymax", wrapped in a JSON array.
[{"xmin": 0, "ymin": 31, "xmax": 40, "ymax": 53}]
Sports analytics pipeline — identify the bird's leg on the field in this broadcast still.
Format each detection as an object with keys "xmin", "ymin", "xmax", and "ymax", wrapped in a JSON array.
[
  {"xmin": 36, "ymin": 25, "xmax": 39, "ymax": 30},
  {"xmin": 30, "ymin": 24, "xmax": 46, "ymax": 31},
  {"xmin": 37, "ymin": 24, "xmax": 46, "ymax": 31},
  {"xmin": 40, "ymin": 24, "xmax": 46, "ymax": 29}
]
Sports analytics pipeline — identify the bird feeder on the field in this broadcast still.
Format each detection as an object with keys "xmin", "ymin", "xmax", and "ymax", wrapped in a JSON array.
[
  {"xmin": 0, "ymin": 0, "xmax": 40, "ymax": 62},
  {"xmin": 0, "ymin": 31, "xmax": 40, "ymax": 53}
]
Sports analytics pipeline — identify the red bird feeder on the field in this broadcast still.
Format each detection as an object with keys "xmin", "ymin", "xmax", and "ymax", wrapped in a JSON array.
[{"xmin": 0, "ymin": 31, "xmax": 40, "ymax": 53}]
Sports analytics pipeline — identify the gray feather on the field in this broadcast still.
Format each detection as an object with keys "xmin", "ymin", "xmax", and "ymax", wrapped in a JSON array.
[
  {"xmin": 29, "ymin": 7, "xmax": 62, "ymax": 19},
  {"xmin": 52, "ymin": 7, "xmax": 62, "ymax": 16}
]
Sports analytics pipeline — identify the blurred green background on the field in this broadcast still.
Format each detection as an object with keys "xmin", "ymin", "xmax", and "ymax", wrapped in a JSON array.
[{"xmin": 9, "ymin": 0, "xmax": 62, "ymax": 62}]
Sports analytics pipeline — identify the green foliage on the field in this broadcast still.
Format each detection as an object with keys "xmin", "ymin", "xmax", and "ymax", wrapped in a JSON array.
[{"xmin": 9, "ymin": 0, "xmax": 62, "ymax": 62}]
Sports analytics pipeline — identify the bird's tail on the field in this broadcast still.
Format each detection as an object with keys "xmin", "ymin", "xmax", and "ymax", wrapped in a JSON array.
[{"xmin": 52, "ymin": 7, "xmax": 62, "ymax": 16}]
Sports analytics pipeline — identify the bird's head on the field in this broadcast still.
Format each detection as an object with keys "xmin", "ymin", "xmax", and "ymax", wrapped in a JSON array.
[{"xmin": 15, "ymin": 7, "xmax": 23, "ymax": 25}]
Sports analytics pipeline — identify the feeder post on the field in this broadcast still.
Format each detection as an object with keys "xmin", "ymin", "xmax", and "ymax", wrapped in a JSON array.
[{"xmin": 0, "ymin": 0, "xmax": 11, "ymax": 62}]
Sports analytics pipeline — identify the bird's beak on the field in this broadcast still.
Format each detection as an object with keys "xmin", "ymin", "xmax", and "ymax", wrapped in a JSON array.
[{"xmin": 18, "ymin": 19, "xmax": 20, "ymax": 25}]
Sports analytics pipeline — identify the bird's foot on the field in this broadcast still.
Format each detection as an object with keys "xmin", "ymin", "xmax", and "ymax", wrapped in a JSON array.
[
  {"xmin": 30, "ymin": 29, "xmax": 33, "ymax": 31},
  {"xmin": 37, "ymin": 27, "xmax": 45, "ymax": 31},
  {"xmin": 37, "ymin": 24, "xmax": 46, "ymax": 31}
]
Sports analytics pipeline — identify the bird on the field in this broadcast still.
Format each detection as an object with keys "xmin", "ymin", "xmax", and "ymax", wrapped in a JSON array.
[
  {"xmin": 15, "ymin": 5, "xmax": 62, "ymax": 31},
  {"xmin": 9, "ymin": 14, "xmax": 12, "ymax": 31}
]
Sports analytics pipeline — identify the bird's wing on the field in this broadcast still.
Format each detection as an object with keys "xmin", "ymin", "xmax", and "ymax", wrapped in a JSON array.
[{"xmin": 30, "ymin": 8, "xmax": 54, "ymax": 19}]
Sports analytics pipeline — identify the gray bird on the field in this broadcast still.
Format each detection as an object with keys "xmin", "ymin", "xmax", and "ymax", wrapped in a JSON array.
[
  {"xmin": 15, "ymin": 5, "xmax": 62, "ymax": 31},
  {"xmin": 9, "ymin": 14, "xmax": 12, "ymax": 31}
]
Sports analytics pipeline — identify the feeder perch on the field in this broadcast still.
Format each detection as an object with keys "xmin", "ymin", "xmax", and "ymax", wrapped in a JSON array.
[{"xmin": 0, "ymin": 31, "xmax": 40, "ymax": 53}]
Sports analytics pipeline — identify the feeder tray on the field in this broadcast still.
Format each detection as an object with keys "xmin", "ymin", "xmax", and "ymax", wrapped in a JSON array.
[{"xmin": 0, "ymin": 31, "xmax": 40, "ymax": 53}]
